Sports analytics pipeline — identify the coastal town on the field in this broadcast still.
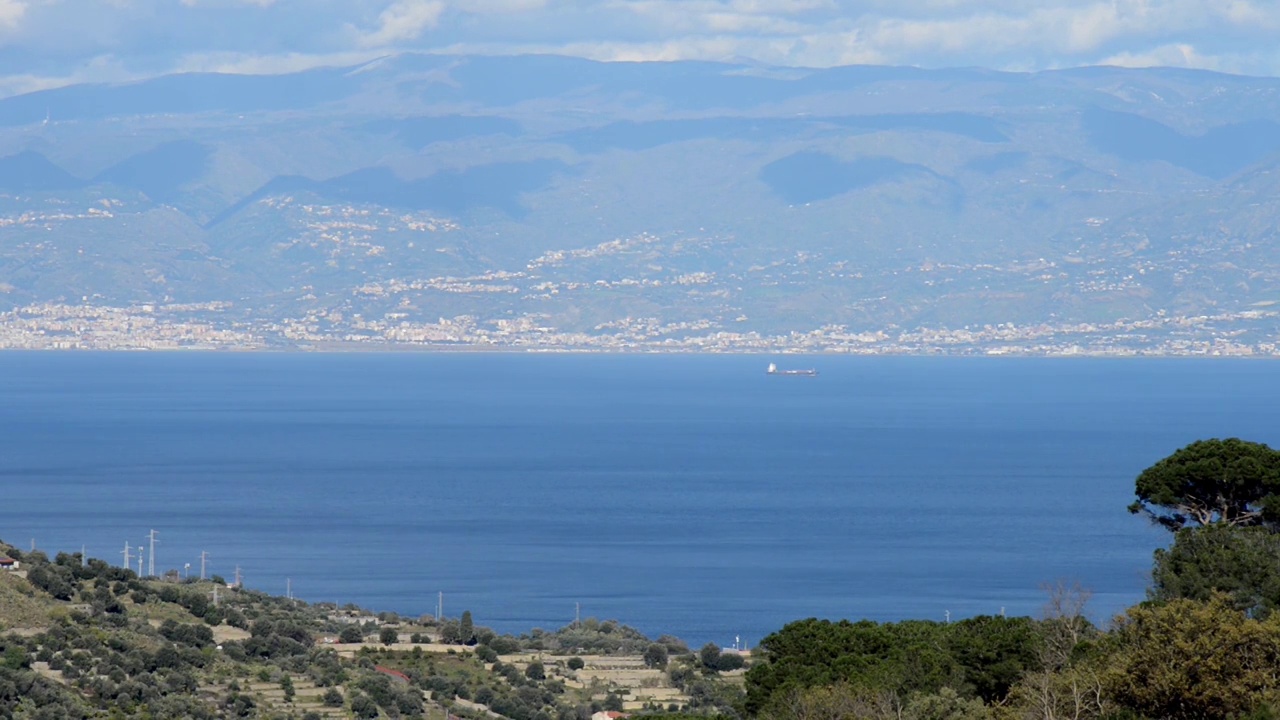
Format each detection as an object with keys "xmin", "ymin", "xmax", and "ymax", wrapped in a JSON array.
[
  {"xmin": 2, "ymin": 195, "xmax": 1278, "ymax": 357},
  {"xmin": 0, "ymin": 297, "xmax": 1274, "ymax": 356}
]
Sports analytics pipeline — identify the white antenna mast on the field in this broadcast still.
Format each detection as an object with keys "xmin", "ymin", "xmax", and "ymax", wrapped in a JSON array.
[
  {"xmin": 121, "ymin": 542, "xmax": 132, "ymax": 569},
  {"xmin": 286, "ymin": 578, "xmax": 292, "ymax": 601},
  {"xmin": 136, "ymin": 545, "xmax": 144, "ymax": 576},
  {"xmin": 81, "ymin": 545, "xmax": 87, "ymax": 568},
  {"xmin": 200, "ymin": 551, "xmax": 209, "ymax": 580},
  {"xmin": 147, "ymin": 530, "xmax": 159, "ymax": 578},
  {"xmin": 437, "ymin": 591, "xmax": 443, "ymax": 622},
  {"xmin": 211, "ymin": 584, "xmax": 219, "ymax": 607},
  {"xmin": 234, "ymin": 565, "xmax": 242, "ymax": 588}
]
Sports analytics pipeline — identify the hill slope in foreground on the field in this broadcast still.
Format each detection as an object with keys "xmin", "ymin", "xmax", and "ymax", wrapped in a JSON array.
[
  {"xmin": 2, "ymin": 56, "xmax": 1280, "ymax": 354},
  {"xmin": 0, "ymin": 539, "xmax": 745, "ymax": 719}
]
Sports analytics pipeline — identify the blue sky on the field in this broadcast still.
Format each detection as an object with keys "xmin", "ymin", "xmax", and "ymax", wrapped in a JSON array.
[{"xmin": 2, "ymin": 0, "xmax": 1280, "ymax": 96}]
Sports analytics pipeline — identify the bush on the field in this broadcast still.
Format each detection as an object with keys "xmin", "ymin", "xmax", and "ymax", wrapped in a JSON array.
[
  {"xmin": 351, "ymin": 693, "xmax": 379, "ymax": 719},
  {"xmin": 716, "ymin": 652, "xmax": 745, "ymax": 672},
  {"xmin": 567, "ymin": 656, "xmax": 585, "ymax": 671},
  {"xmin": 322, "ymin": 687, "xmax": 345, "ymax": 707},
  {"xmin": 644, "ymin": 643, "xmax": 669, "ymax": 669},
  {"xmin": 699, "ymin": 643, "xmax": 721, "ymax": 672}
]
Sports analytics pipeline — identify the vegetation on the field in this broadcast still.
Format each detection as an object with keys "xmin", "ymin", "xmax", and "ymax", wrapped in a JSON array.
[
  {"xmin": 1129, "ymin": 438, "xmax": 1280, "ymax": 530},
  {"xmin": 0, "ymin": 539, "xmax": 737, "ymax": 719},
  {"xmin": 7, "ymin": 438, "xmax": 1280, "ymax": 719},
  {"xmin": 741, "ymin": 439, "xmax": 1280, "ymax": 720}
]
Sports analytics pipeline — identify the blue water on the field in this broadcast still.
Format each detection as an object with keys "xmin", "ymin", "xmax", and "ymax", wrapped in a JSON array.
[{"xmin": 2, "ymin": 353, "xmax": 1273, "ymax": 647}]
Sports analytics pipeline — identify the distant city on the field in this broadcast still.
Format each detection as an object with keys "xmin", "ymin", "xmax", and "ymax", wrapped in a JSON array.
[{"xmin": 3, "ymin": 57, "xmax": 1280, "ymax": 355}]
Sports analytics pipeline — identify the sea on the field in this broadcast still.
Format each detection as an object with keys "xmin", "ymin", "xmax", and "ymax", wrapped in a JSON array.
[{"xmin": 2, "ymin": 352, "xmax": 1273, "ymax": 648}]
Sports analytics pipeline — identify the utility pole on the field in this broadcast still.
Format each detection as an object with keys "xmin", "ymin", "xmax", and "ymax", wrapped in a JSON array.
[
  {"xmin": 121, "ymin": 542, "xmax": 132, "ymax": 570},
  {"xmin": 286, "ymin": 578, "xmax": 292, "ymax": 601},
  {"xmin": 147, "ymin": 530, "xmax": 159, "ymax": 578},
  {"xmin": 136, "ymin": 546, "xmax": 144, "ymax": 576},
  {"xmin": 575, "ymin": 602, "xmax": 580, "ymax": 628},
  {"xmin": 200, "ymin": 551, "xmax": 209, "ymax": 581},
  {"xmin": 81, "ymin": 545, "xmax": 87, "ymax": 568},
  {"xmin": 233, "ymin": 565, "xmax": 242, "ymax": 588},
  {"xmin": 437, "ymin": 592, "xmax": 443, "ymax": 622}
]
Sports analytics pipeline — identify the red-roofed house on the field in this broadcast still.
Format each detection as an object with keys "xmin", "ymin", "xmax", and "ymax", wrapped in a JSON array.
[{"xmin": 0, "ymin": 557, "xmax": 17, "ymax": 570}]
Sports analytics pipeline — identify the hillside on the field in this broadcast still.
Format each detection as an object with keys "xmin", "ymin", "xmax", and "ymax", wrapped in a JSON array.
[
  {"xmin": 0, "ymin": 539, "xmax": 741, "ymax": 720},
  {"xmin": 1, "ymin": 56, "xmax": 1280, "ymax": 354}
]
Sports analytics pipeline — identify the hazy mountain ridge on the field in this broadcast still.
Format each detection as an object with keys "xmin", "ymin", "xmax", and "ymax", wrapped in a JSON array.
[{"xmin": 1, "ymin": 54, "xmax": 1278, "ymax": 353}]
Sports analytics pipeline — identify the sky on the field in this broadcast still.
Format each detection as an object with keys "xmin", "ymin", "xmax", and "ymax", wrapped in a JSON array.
[{"xmin": 2, "ymin": 0, "xmax": 1280, "ymax": 97}]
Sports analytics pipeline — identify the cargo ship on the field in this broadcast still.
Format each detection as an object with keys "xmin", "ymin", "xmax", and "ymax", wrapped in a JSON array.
[{"xmin": 767, "ymin": 363, "xmax": 818, "ymax": 377}]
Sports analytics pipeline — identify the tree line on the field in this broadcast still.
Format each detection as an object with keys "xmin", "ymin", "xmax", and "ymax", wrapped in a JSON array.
[{"xmin": 745, "ymin": 437, "xmax": 1280, "ymax": 720}]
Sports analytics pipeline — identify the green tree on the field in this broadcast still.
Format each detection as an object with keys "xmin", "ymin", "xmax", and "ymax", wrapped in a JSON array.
[
  {"xmin": 643, "ymin": 643, "xmax": 669, "ymax": 670},
  {"xmin": 1151, "ymin": 523, "xmax": 1280, "ymax": 615},
  {"xmin": 526, "ymin": 661, "xmax": 546, "ymax": 681},
  {"xmin": 1130, "ymin": 438, "xmax": 1280, "ymax": 530},
  {"xmin": 379, "ymin": 626, "xmax": 399, "ymax": 645},
  {"xmin": 698, "ymin": 643, "xmax": 721, "ymax": 672},
  {"xmin": 350, "ymin": 693, "xmax": 380, "ymax": 719},
  {"xmin": 1107, "ymin": 593, "xmax": 1280, "ymax": 719},
  {"xmin": 322, "ymin": 687, "xmax": 345, "ymax": 707},
  {"xmin": 904, "ymin": 687, "xmax": 990, "ymax": 720},
  {"xmin": 715, "ymin": 652, "xmax": 745, "ymax": 672},
  {"xmin": 566, "ymin": 656, "xmax": 585, "ymax": 671},
  {"xmin": 281, "ymin": 674, "xmax": 295, "ymax": 703},
  {"xmin": 745, "ymin": 618, "xmax": 965, "ymax": 715},
  {"xmin": 767, "ymin": 682, "xmax": 904, "ymax": 720},
  {"xmin": 339, "ymin": 625, "xmax": 364, "ymax": 644},
  {"xmin": 476, "ymin": 644, "xmax": 499, "ymax": 663},
  {"xmin": 944, "ymin": 615, "xmax": 1039, "ymax": 703},
  {"xmin": 460, "ymin": 610, "xmax": 476, "ymax": 645}
]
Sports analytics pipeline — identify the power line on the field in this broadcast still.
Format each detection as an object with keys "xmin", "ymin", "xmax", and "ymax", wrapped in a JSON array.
[{"xmin": 147, "ymin": 530, "xmax": 159, "ymax": 578}]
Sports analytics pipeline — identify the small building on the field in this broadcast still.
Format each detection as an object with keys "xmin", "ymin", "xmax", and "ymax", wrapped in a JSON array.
[
  {"xmin": 592, "ymin": 712, "xmax": 629, "ymax": 720},
  {"xmin": 0, "ymin": 557, "xmax": 18, "ymax": 570}
]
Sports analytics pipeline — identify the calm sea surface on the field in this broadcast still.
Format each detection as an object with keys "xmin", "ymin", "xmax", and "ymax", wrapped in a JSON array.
[{"xmin": 2, "ymin": 353, "xmax": 1274, "ymax": 646}]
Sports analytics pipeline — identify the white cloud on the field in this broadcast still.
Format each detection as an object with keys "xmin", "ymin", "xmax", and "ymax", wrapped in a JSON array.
[
  {"xmin": 180, "ymin": 0, "xmax": 277, "ymax": 7},
  {"xmin": 355, "ymin": 0, "xmax": 446, "ymax": 47},
  {"xmin": 0, "ymin": 0, "xmax": 26, "ymax": 32},
  {"xmin": 4, "ymin": 0, "xmax": 1280, "ymax": 91},
  {"xmin": 453, "ymin": 0, "xmax": 547, "ymax": 12},
  {"xmin": 1099, "ymin": 43, "xmax": 1215, "ymax": 70},
  {"xmin": 172, "ymin": 48, "xmax": 390, "ymax": 75}
]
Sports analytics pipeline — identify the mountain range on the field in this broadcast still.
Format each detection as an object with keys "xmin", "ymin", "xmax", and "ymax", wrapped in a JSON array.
[{"xmin": 1, "ymin": 54, "xmax": 1279, "ymax": 353}]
